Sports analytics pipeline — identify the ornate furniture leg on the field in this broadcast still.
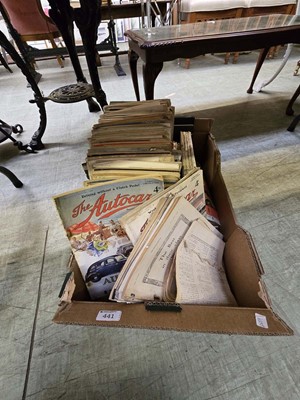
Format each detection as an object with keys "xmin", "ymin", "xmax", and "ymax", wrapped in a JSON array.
[
  {"xmin": 254, "ymin": 44, "xmax": 294, "ymax": 92},
  {"xmin": 128, "ymin": 49, "xmax": 140, "ymax": 101},
  {"xmin": 73, "ymin": 0, "xmax": 108, "ymax": 109},
  {"xmin": 0, "ymin": 30, "xmax": 46, "ymax": 150},
  {"xmin": 48, "ymin": 0, "xmax": 103, "ymax": 112},
  {"xmin": 143, "ymin": 62, "xmax": 163, "ymax": 100},
  {"xmin": 247, "ymin": 47, "xmax": 270, "ymax": 94}
]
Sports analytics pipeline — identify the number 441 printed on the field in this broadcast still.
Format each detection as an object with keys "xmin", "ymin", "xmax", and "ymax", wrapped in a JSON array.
[{"xmin": 96, "ymin": 310, "xmax": 122, "ymax": 322}]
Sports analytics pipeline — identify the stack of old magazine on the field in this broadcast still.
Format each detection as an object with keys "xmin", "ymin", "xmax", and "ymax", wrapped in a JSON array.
[{"xmin": 85, "ymin": 99, "xmax": 182, "ymax": 186}]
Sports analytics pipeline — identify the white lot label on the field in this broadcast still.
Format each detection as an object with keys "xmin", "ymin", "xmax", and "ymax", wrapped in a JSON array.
[
  {"xmin": 255, "ymin": 313, "xmax": 268, "ymax": 329},
  {"xmin": 96, "ymin": 310, "xmax": 122, "ymax": 322}
]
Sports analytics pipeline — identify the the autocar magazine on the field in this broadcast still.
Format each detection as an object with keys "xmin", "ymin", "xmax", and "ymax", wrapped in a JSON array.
[{"xmin": 53, "ymin": 176, "xmax": 164, "ymax": 300}]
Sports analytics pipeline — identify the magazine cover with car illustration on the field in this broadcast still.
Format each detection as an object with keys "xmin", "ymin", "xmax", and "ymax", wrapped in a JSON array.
[{"xmin": 53, "ymin": 176, "xmax": 164, "ymax": 300}]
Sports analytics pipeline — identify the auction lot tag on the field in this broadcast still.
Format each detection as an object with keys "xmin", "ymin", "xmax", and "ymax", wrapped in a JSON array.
[
  {"xmin": 96, "ymin": 310, "xmax": 122, "ymax": 322},
  {"xmin": 255, "ymin": 313, "xmax": 268, "ymax": 329}
]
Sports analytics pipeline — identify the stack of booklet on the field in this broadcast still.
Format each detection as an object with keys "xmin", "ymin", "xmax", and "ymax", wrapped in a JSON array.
[
  {"xmin": 53, "ymin": 100, "xmax": 234, "ymax": 305},
  {"xmin": 85, "ymin": 99, "xmax": 183, "ymax": 186}
]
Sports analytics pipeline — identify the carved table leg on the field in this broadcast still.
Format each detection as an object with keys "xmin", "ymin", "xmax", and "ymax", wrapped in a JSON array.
[
  {"xmin": 73, "ymin": 0, "xmax": 108, "ymax": 109},
  {"xmin": 143, "ymin": 62, "xmax": 163, "ymax": 100},
  {"xmin": 48, "ymin": 0, "xmax": 101, "ymax": 112},
  {"xmin": 254, "ymin": 44, "xmax": 294, "ymax": 92},
  {"xmin": 247, "ymin": 47, "xmax": 270, "ymax": 94},
  {"xmin": 128, "ymin": 49, "xmax": 140, "ymax": 101}
]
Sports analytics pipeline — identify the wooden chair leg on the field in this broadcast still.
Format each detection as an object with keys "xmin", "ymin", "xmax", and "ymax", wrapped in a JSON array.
[
  {"xmin": 224, "ymin": 52, "xmax": 231, "ymax": 64},
  {"xmin": 267, "ymin": 46, "xmax": 276, "ymax": 59},
  {"xmin": 224, "ymin": 51, "xmax": 239, "ymax": 64},
  {"xmin": 49, "ymin": 36, "xmax": 64, "ymax": 68},
  {"xmin": 232, "ymin": 51, "xmax": 239, "ymax": 64},
  {"xmin": 273, "ymin": 45, "xmax": 280, "ymax": 58},
  {"xmin": 185, "ymin": 58, "xmax": 191, "ymax": 68}
]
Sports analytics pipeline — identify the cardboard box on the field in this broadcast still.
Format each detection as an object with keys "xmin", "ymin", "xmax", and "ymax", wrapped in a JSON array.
[{"xmin": 53, "ymin": 118, "xmax": 293, "ymax": 335}]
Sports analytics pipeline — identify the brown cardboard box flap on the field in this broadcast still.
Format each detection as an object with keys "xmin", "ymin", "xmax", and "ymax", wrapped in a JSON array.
[{"xmin": 53, "ymin": 297, "xmax": 293, "ymax": 336}]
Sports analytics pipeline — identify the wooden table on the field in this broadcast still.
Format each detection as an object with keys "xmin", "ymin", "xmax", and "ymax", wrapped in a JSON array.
[{"xmin": 125, "ymin": 14, "xmax": 300, "ymax": 101}]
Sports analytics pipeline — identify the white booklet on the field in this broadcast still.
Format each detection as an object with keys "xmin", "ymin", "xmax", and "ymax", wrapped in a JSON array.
[
  {"xmin": 175, "ymin": 220, "xmax": 237, "ymax": 306},
  {"xmin": 119, "ymin": 168, "xmax": 205, "ymax": 245}
]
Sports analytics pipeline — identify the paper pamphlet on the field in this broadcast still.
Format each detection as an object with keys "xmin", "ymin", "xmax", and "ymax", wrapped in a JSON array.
[
  {"xmin": 119, "ymin": 168, "xmax": 205, "ymax": 245},
  {"xmin": 175, "ymin": 220, "xmax": 237, "ymax": 305}
]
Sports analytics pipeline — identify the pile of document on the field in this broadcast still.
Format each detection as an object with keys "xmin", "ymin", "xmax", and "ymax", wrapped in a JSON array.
[{"xmin": 110, "ymin": 193, "xmax": 236, "ymax": 306}]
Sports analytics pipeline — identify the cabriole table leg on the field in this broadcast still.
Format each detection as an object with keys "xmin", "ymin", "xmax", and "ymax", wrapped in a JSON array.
[
  {"xmin": 128, "ymin": 49, "xmax": 141, "ymax": 101},
  {"xmin": 143, "ymin": 62, "xmax": 163, "ymax": 100}
]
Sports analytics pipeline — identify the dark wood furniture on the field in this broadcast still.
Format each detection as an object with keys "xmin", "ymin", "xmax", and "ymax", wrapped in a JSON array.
[{"xmin": 125, "ymin": 14, "xmax": 300, "ymax": 101}]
